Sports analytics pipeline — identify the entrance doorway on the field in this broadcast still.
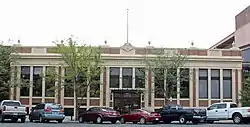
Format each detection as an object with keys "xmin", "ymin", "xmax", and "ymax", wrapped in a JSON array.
[{"xmin": 112, "ymin": 90, "xmax": 141, "ymax": 114}]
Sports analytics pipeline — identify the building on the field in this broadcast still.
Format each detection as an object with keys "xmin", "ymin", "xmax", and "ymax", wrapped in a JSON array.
[
  {"xmin": 10, "ymin": 42, "xmax": 242, "ymax": 114},
  {"xmin": 209, "ymin": 5, "xmax": 250, "ymax": 81}
]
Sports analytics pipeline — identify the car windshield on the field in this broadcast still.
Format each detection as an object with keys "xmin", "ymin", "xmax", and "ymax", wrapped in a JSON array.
[
  {"xmin": 2, "ymin": 101, "xmax": 20, "ymax": 106},
  {"xmin": 45, "ymin": 103, "xmax": 62, "ymax": 109},
  {"xmin": 101, "ymin": 107, "xmax": 115, "ymax": 112}
]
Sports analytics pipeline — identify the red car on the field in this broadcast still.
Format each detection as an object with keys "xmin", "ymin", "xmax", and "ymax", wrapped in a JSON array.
[
  {"xmin": 78, "ymin": 107, "xmax": 120, "ymax": 124},
  {"xmin": 120, "ymin": 109, "xmax": 161, "ymax": 124}
]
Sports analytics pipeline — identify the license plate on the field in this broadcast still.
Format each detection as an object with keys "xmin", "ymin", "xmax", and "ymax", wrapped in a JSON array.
[
  {"xmin": 53, "ymin": 112, "xmax": 59, "ymax": 114},
  {"xmin": 13, "ymin": 113, "xmax": 18, "ymax": 115},
  {"xmin": 155, "ymin": 118, "xmax": 159, "ymax": 120}
]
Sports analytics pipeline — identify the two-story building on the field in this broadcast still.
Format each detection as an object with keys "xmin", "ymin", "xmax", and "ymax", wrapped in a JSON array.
[{"xmin": 10, "ymin": 42, "xmax": 242, "ymax": 114}]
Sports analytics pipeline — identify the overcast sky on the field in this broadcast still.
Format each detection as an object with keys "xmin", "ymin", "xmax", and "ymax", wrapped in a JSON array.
[{"xmin": 0, "ymin": 0, "xmax": 249, "ymax": 48}]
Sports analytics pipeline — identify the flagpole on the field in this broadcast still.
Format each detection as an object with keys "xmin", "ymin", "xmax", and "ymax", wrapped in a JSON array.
[{"xmin": 126, "ymin": 8, "xmax": 129, "ymax": 43}]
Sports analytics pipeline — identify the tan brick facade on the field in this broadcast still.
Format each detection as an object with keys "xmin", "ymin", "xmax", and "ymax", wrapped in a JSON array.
[{"xmin": 11, "ymin": 44, "xmax": 242, "ymax": 111}]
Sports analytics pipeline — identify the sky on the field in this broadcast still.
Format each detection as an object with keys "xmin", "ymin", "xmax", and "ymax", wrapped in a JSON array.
[{"xmin": 0, "ymin": 0, "xmax": 250, "ymax": 48}]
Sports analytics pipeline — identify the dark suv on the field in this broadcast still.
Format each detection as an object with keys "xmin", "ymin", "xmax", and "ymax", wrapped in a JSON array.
[{"xmin": 78, "ymin": 107, "xmax": 120, "ymax": 124}]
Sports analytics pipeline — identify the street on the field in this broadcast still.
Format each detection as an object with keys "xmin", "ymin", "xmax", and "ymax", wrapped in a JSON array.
[{"xmin": 1, "ymin": 121, "xmax": 250, "ymax": 127}]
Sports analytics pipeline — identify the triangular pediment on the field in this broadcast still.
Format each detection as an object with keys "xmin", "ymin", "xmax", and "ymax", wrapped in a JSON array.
[{"xmin": 121, "ymin": 42, "xmax": 134, "ymax": 52}]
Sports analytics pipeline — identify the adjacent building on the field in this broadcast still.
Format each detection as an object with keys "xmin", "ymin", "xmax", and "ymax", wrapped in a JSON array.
[
  {"xmin": 209, "ymin": 5, "xmax": 250, "ymax": 82},
  {"xmin": 10, "ymin": 42, "xmax": 242, "ymax": 114}
]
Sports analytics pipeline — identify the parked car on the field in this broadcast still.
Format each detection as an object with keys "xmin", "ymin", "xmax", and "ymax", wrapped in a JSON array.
[
  {"xmin": 0, "ymin": 100, "xmax": 27, "ymax": 123},
  {"xmin": 206, "ymin": 102, "xmax": 250, "ymax": 124},
  {"xmin": 78, "ymin": 107, "xmax": 120, "ymax": 124},
  {"xmin": 159, "ymin": 104, "xmax": 206, "ymax": 124},
  {"xmin": 120, "ymin": 109, "xmax": 161, "ymax": 124},
  {"xmin": 29, "ymin": 103, "xmax": 65, "ymax": 123}
]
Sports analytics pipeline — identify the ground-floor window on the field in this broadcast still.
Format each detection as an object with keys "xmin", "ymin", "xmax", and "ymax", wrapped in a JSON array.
[
  {"xmin": 211, "ymin": 69, "xmax": 220, "ymax": 99},
  {"xmin": 180, "ymin": 68, "xmax": 189, "ymax": 98},
  {"xmin": 223, "ymin": 69, "xmax": 232, "ymax": 99},
  {"xmin": 199, "ymin": 69, "xmax": 208, "ymax": 99}
]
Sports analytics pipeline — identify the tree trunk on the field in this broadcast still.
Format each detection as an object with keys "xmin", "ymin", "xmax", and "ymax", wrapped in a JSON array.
[
  {"xmin": 73, "ymin": 80, "xmax": 78, "ymax": 121},
  {"xmin": 75, "ymin": 95, "xmax": 79, "ymax": 121},
  {"xmin": 164, "ymin": 95, "xmax": 169, "ymax": 105}
]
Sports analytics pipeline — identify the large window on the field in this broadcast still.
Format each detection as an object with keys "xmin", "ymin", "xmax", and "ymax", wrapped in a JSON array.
[
  {"xmin": 199, "ymin": 69, "xmax": 208, "ymax": 99},
  {"xmin": 45, "ymin": 67, "xmax": 55, "ymax": 97},
  {"xmin": 110, "ymin": 67, "xmax": 119, "ymax": 88},
  {"xmin": 90, "ymin": 68, "xmax": 100, "ymax": 97},
  {"xmin": 20, "ymin": 66, "xmax": 30, "ymax": 96},
  {"xmin": 167, "ymin": 69, "xmax": 177, "ymax": 98},
  {"xmin": 180, "ymin": 68, "xmax": 189, "ymax": 98},
  {"xmin": 223, "ymin": 69, "xmax": 232, "ymax": 99},
  {"xmin": 33, "ymin": 66, "xmax": 43, "ymax": 97},
  {"xmin": 211, "ymin": 69, "xmax": 220, "ymax": 99},
  {"xmin": 154, "ymin": 68, "xmax": 164, "ymax": 98},
  {"xmin": 122, "ymin": 67, "xmax": 132, "ymax": 88},
  {"xmin": 135, "ymin": 68, "xmax": 145, "ymax": 88},
  {"xmin": 64, "ymin": 68, "xmax": 74, "ymax": 97}
]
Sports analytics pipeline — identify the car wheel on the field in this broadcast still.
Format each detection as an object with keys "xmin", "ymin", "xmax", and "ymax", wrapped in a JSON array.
[
  {"xmin": 233, "ymin": 113, "xmax": 243, "ymax": 124},
  {"xmin": 96, "ymin": 116, "xmax": 102, "ymax": 124},
  {"xmin": 0, "ymin": 115, "xmax": 5, "ymax": 122},
  {"xmin": 57, "ymin": 120, "xmax": 63, "ymax": 123},
  {"xmin": 21, "ymin": 118, "xmax": 26, "ymax": 123},
  {"xmin": 39, "ymin": 116, "xmax": 45, "ymax": 123},
  {"xmin": 120, "ymin": 117, "xmax": 126, "ymax": 124},
  {"xmin": 139, "ymin": 117, "xmax": 146, "ymax": 124},
  {"xmin": 79, "ymin": 116, "xmax": 84, "ymax": 123},
  {"xmin": 29, "ymin": 116, "xmax": 33, "ymax": 122},
  {"xmin": 179, "ymin": 115, "xmax": 187, "ymax": 124},
  {"xmin": 111, "ymin": 120, "xmax": 117, "ymax": 124}
]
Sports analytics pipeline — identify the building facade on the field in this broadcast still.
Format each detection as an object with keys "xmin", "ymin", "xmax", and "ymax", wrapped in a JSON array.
[{"xmin": 10, "ymin": 43, "xmax": 242, "ymax": 114}]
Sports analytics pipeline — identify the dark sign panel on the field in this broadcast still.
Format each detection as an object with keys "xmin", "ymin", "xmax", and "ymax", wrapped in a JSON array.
[
  {"xmin": 243, "ymin": 65, "xmax": 250, "ymax": 80},
  {"xmin": 242, "ymin": 48, "xmax": 250, "ymax": 62}
]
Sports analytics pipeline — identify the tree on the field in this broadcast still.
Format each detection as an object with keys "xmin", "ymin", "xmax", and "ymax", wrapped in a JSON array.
[
  {"xmin": 240, "ymin": 77, "xmax": 250, "ymax": 106},
  {"xmin": 0, "ymin": 43, "xmax": 29, "ymax": 101},
  {"xmin": 143, "ymin": 48, "xmax": 189, "ymax": 105},
  {"xmin": 50, "ymin": 37, "xmax": 103, "ymax": 120}
]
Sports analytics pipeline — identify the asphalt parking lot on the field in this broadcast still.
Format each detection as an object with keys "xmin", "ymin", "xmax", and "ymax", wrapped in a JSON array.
[{"xmin": 1, "ymin": 120, "xmax": 250, "ymax": 127}]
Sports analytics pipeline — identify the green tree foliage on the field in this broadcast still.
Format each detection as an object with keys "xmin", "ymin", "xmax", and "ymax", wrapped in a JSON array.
[
  {"xmin": 240, "ymin": 77, "xmax": 250, "ymax": 106},
  {"xmin": 0, "ymin": 43, "xmax": 29, "ymax": 101},
  {"xmin": 49, "ymin": 37, "xmax": 103, "ymax": 120},
  {"xmin": 144, "ymin": 48, "xmax": 189, "ymax": 104},
  {"xmin": 0, "ymin": 45, "xmax": 13, "ymax": 101}
]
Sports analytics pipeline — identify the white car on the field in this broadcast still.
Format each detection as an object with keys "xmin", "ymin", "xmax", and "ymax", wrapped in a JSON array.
[
  {"xmin": 206, "ymin": 102, "xmax": 250, "ymax": 124},
  {"xmin": 0, "ymin": 100, "xmax": 27, "ymax": 123}
]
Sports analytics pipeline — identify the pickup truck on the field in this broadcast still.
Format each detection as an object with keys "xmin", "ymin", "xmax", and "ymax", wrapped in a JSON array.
[
  {"xmin": 206, "ymin": 102, "xmax": 250, "ymax": 124},
  {"xmin": 159, "ymin": 104, "xmax": 206, "ymax": 124},
  {"xmin": 0, "ymin": 100, "xmax": 27, "ymax": 123}
]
